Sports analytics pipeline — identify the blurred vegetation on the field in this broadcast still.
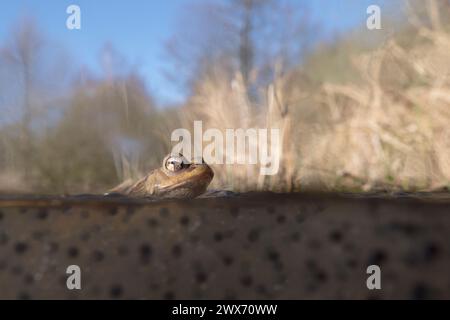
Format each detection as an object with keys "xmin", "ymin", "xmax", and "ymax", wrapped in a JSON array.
[{"xmin": 0, "ymin": 0, "xmax": 450, "ymax": 194}]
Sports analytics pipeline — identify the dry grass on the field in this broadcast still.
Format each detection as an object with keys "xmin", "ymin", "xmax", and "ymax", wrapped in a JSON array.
[
  {"xmin": 179, "ymin": 1, "xmax": 450, "ymax": 192},
  {"xmin": 179, "ymin": 65, "xmax": 296, "ymax": 192},
  {"xmin": 301, "ymin": 13, "xmax": 450, "ymax": 191}
]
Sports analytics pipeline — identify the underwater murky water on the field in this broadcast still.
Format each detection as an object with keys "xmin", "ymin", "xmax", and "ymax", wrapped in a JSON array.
[{"xmin": 0, "ymin": 192, "xmax": 449, "ymax": 299}]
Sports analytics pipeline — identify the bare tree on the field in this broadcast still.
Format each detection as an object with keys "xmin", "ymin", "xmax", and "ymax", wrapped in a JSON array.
[
  {"xmin": 165, "ymin": 0, "xmax": 316, "ymax": 95},
  {"xmin": 236, "ymin": 0, "xmax": 268, "ymax": 87},
  {"xmin": 1, "ymin": 17, "xmax": 44, "ymax": 178}
]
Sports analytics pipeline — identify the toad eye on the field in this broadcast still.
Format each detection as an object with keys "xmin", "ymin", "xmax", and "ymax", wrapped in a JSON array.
[{"xmin": 165, "ymin": 156, "xmax": 184, "ymax": 172}]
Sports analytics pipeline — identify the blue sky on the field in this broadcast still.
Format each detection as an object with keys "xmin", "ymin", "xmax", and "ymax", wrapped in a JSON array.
[{"xmin": 0, "ymin": 0, "xmax": 393, "ymax": 105}]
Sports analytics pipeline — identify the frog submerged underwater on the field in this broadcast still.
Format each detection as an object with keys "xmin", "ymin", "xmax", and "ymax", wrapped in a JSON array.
[{"xmin": 107, "ymin": 154, "xmax": 214, "ymax": 200}]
